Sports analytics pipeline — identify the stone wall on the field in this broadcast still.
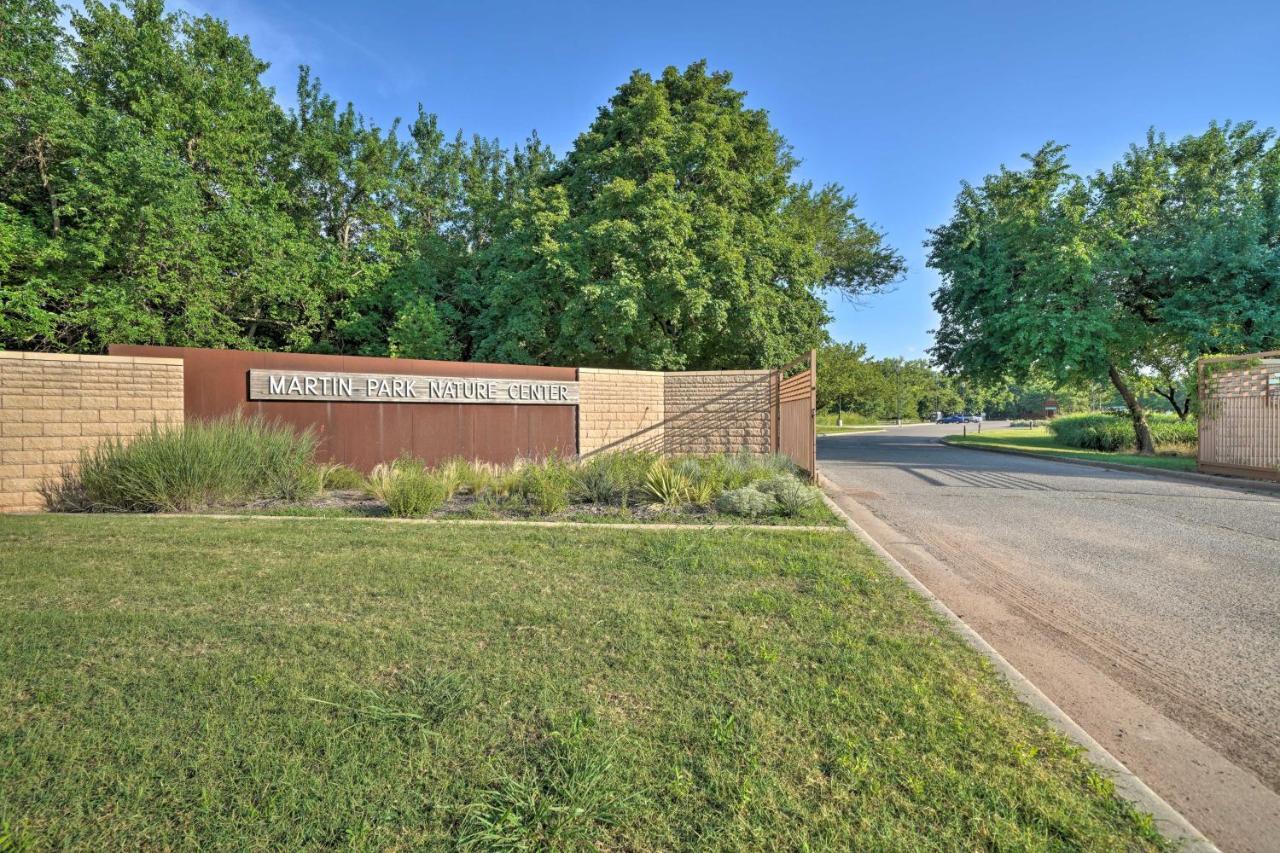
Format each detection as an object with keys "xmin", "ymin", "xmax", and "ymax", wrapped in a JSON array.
[
  {"xmin": 0, "ymin": 351, "xmax": 184, "ymax": 512},
  {"xmin": 577, "ymin": 368, "xmax": 665, "ymax": 456},
  {"xmin": 664, "ymin": 370, "xmax": 774, "ymax": 454},
  {"xmin": 576, "ymin": 367, "xmax": 776, "ymax": 457}
]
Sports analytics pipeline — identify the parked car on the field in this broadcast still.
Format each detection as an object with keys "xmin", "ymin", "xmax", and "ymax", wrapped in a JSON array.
[{"xmin": 937, "ymin": 414, "xmax": 965, "ymax": 424}]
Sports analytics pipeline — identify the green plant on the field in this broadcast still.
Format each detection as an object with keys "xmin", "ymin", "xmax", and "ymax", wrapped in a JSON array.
[
  {"xmin": 644, "ymin": 460, "xmax": 692, "ymax": 507},
  {"xmin": 435, "ymin": 457, "xmax": 478, "ymax": 500},
  {"xmin": 318, "ymin": 463, "xmax": 366, "ymax": 491},
  {"xmin": 516, "ymin": 456, "xmax": 576, "ymax": 515},
  {"xmin": 576, "ymin": 456, "xmax": 626, "ymax": 505},
  {"xmin": 714, "ymin": 486, "xmax": 776, "ymax": 518},
  {"xmin": 1048, "ymin": 413, "xmax": 1197, "ymax": 452},
  {"xmin": 383, "ymin": 468, "xmax": 447, "ymax": 518},
  {"xmin": 271, "ymin": 463, "xmax": 323, "ymax": 503},
  {"xmin": 46, "ymin": 415, "xmax": 319, "ymax": 512},
  {"xmin": 768, "ymin": 479, "xmax": 820, "ymax": 517},
  {"xmin": 459, "ymin": 461, "xmax": 496, "ymax": 496},
  {"xmin": 365, "ymin": 458, "xmax": 447, "ymax": 517}
]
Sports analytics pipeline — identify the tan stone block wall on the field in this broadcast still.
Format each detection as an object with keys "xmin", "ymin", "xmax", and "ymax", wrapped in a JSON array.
[
  {"xmin": 663, "ymin": 370, "xmax": 774, "ymax": 455},
  {"xmin": 0, "ymin": 352, "xmax": 184, "ymax": 512},
  {"xmin": 1208, "ymin": 360, "xmax": 1280, "ymax": 399},
  {"xmin": 577, "ymin": 368, "xmax": 665, "ymax": 455}
]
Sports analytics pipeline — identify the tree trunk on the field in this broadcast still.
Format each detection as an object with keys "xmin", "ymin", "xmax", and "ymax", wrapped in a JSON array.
[
  {"xmin": 33, "ymin": 136, "xmax": 59, "ymax": 236},
  {"xmin": 1153, "ymin": 386, "xmax": 1191, "ymax": 420},
  {"xmin": 1108, "ymin": 364, "xmax": 1156, "ymax": 455}
]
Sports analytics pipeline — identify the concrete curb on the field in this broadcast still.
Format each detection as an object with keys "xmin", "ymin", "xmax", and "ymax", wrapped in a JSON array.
[
  {"xmin": 816, "ymin": 472, "xmax": 1218, "ymax": 852},
  {"xmin": 17, "ymin": 511, "xmax": 846, "ymax": 535},
  {"xmin": 942, "ymin": 437, "xmax": 1280, "ymax": 497}
]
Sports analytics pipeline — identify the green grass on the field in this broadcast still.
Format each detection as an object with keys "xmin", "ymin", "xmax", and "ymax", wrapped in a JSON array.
[
  {"xmin": 0, "ymin": 515, "xmax": 1166, "ymax": 850},
  {"xmin": 948, "ymin": 427, "xmax": 1197, "ymax": 471}
]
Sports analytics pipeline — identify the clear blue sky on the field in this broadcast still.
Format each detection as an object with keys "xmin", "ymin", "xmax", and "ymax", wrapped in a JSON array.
[{"xmin": 172, "ymin": 0, "xmax": 1280, "ymax": 360}]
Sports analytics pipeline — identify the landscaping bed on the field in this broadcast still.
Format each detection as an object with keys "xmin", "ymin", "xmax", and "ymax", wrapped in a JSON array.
[
  {"xmin": 233, "ymin": 489, "xmax": 840, "ymax": 526},
  {"xmin": 40, "ymin": 416, "xmax": 838, "ymax": 526},
  {"xmin": 0, "ymin": 515, "xmax": 1167, "ymax": 849}
]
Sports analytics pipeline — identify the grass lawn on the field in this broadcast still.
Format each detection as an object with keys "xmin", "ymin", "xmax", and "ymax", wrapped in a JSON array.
[
  {"xmin": 0, "ymin": 515, "xmax": 1166, "ymax": 850},
  {"xmin": 947, "ymin": 427, "xmax": 1197, "ymax": 472}
]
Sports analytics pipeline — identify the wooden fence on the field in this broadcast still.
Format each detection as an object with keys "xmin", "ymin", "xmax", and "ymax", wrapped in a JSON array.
[
  {"xmin": 1197, "ymin": 351, "xmax": 1280, "ymax": 483},
  {"xmin": 775, "ymin": 350, "xmax": 817, "ymax": 481}
]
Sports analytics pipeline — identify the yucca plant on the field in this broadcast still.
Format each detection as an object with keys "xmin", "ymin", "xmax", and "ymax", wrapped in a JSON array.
[{"xmin": 644, "ymin": 460, "xmax": 691, "ymax": 507}]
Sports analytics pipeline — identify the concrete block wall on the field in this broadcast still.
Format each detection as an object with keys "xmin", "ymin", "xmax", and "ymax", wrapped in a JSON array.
[
  {"xmin": 0, "ymin": 351, "xmax": 184, "ymax": 512},
  {"xmin": 576, "ymin": 367, "xmax": 776, "ymax": 457},
  {"xmin": 577, "ymin": 368, "xmax": 666, "ymax": 455},
  {"xmin": 663, "ymin": 370, "xmax": 774, "ymax": 454},
  {"xmin": 1207, "ymin": 360, "xmax": 1280, "ymax": 398}
]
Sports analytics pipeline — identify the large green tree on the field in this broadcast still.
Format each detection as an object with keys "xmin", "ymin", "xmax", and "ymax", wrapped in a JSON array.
[
  {"xmin": 3, "ymin": 7, "xmax": 901, "ymax": 367},
  {"xmin": 469, "ymin": 62, "xmax": 904, "ymax": 370},
  {"xmin": 928, "ymin": 125, "xmax": 1280, "ymax": 454}
]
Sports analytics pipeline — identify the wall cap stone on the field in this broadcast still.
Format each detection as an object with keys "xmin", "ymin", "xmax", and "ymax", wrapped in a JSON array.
[{"xmin": 0, "ymin": 350, "xmax": 183, "ymax": 367}]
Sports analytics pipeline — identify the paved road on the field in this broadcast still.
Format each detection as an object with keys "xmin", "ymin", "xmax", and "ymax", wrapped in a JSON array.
[{"xmin": 819, "ymin": 424, "xmax": 1280, "ymax": 853}]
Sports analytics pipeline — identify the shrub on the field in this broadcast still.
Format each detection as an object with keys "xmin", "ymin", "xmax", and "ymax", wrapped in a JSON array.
[
  {"xmin": 367, "ymin": 459, "xmax": 447, "ymax": 517},
  {"xmin": 575, "ymin": 451, "xmax": 655, "ymax": 506},
  {"xmin": 516, "ymin": 456, "xmax": 576, "ymax": 515},
  {"xmin": 714, "ymin": 486, "xmax": 776, "ymax": 518},
  {"xmin": 644, "ymin": 460, "xmax": 691, "ymax": 507},
  {"xmin": 1048, "ymin": 413, "xmax": 1197, "ymax": 452},
  {"xmin": 576, "ymin": 455, "xmax": 626, "ymax": 504},
  {"xmin": 47, "ymin": 415, "xmax": 318, "ymax": 512},
  {"xmin": 272, "ymin": 463, "xmax": 324, "ymax": 503},
  {"xmin": 769, "ymin": 479, "xmax": 821, "ymax": 516},
  {"xmin": 318, "ymin": 462, "xmax": 365, "ymax": 491}
]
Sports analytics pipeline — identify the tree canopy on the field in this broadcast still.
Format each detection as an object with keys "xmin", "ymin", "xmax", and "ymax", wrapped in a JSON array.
[
  {"xmin": 1, "ymin": 1, "xmax": 904, "ymax": 369},
  {"xmin": 927, "ymin": 125, "xmax": 1280, "ymax": 452}
]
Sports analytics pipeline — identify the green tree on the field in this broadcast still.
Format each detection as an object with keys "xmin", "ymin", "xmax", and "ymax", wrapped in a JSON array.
[
  {"xmin": 817, "ymin": 342, "xmax": 881, "ymax": 423},
  {"xmin": 470, "ymin": 62, "xmax": 904, "ymax": 370},
  {"xmin": 931, "ymin": 127, "xmax": 1278, "ymax": 453}
]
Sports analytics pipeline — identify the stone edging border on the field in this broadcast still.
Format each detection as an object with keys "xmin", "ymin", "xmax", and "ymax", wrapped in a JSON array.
[
  {"xmin": 941, "ymin": 437, "xmax": 1280, "ymax": 496},
  {"xmin": 816, "ymin": 473, "xmax": 1219, "ymax": 852}
]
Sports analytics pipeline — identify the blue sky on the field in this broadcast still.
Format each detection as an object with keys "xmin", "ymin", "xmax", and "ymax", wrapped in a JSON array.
[{"xmin": 169, "ymin": 0, "xmax": 1279, "ymax": 360}]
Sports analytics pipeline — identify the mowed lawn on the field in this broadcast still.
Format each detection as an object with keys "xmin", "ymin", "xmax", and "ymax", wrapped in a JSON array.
[
  {"xmin": 948, "ymin": 427, "xmax": 1198, "ymax": 472},
  {"xmin": 0, "ymin": 516, "xmax": 1165, "ymax": 850}
]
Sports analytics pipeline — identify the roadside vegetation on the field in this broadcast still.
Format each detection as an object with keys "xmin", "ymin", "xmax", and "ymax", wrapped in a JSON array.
[
  {"xmin": 927, "ymin": 124, "xmax": 1278, "ymax": 455},
  {"xmin": 3, "ymin": 2, "xmax": 903, "ymax": 370},
  {"xmin": 948, "ymin": 424, "xmax": 1197, "ymax": 472},
  {"xmin": 40, "ymin": 417, "xmax": 834, "ymax": 525},
  {"xmin": 0, "ymin": 515, "xmax": 1168, "ymax": 850},
  {"xmin": 1047, "ymin": 413, "xmax": 1196, "ymax": 453}
]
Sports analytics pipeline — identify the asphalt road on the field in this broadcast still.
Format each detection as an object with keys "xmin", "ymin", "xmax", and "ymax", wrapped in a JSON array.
[{"xmin": 819, "ymin": 424, "xmax": 1280, "ymax": 853}]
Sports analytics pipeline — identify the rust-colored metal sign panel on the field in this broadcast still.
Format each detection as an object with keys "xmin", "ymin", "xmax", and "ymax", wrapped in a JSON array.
[
  {"xmin": 108, "ymin": 345, "xmax": 578, "ymax": 471},
  {"xmin": 248, "ymin": 369, "xmax": 578, "ymax": 404}
]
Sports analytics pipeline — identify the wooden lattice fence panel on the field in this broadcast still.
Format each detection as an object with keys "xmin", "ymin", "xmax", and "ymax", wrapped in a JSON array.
[{"xmin": 1197, "ymin": 353, "xmax": 1280, "ymax": 482}]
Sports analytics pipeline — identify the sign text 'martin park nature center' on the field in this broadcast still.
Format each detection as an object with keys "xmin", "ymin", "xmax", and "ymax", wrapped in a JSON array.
[{"xmin": 247, "ymin": 369, "xmax": 579, "ymax": 405}]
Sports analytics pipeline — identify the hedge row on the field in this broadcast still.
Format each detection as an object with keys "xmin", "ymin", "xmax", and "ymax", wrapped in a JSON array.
[{"xmin": 1046, "ymin": 413, "xmax": 1197, "ymax": 452}]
